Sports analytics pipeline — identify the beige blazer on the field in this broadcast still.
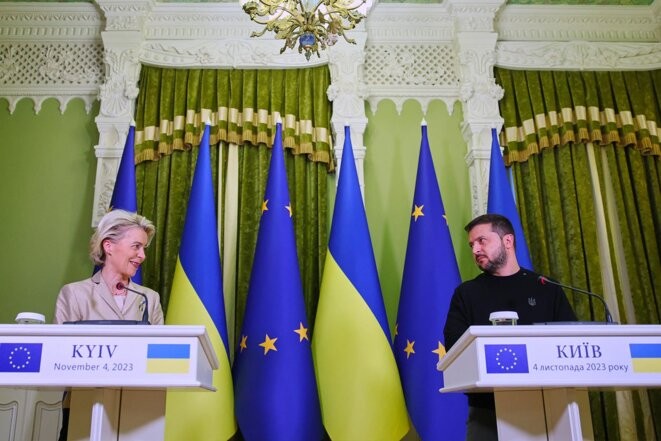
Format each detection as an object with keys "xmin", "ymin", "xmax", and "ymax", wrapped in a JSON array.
[{"xmin": 53, "ymin": 271, "xmax": 164, "ymax": 325}]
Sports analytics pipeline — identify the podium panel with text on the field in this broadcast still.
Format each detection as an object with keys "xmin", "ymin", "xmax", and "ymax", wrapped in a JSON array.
[
  {"xmin": 0, "ymin": 324, "xmax": 219, "ymax": 441},
  {"xmin": 437, "ymin": 325, "xmax": 661, "ymax": 441}
]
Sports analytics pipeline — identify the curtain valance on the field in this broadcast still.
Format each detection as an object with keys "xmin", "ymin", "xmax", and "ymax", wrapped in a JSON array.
[
  {"xmin": 134, "ymin": 66, "xmax": 335, "ymax": 171},
  {"xmin": 495, "ymin": 69, "xmax": 661, "ymax": 165}
]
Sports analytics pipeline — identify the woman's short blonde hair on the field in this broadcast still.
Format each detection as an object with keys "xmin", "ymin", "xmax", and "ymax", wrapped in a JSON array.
[{"xmin": 89, "ymin": 209, "xmax": 156, "ymax": 266}]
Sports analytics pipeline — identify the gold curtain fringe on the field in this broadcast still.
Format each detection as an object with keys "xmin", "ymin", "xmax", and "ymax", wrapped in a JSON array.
[
  {"xmin": 504, "ymin": 114, "xmax": 660, "ymax": 164},
  {"xmin": 134, "ymin": 67, "xmax": 333, "ymax": 170},
  {"xmin": 650, "ymin": 143, "xmax": 661, "ymax": 156},
  {"xmin": 550, "ymin": 132, "xmax": 561, "ymax": 148},
  {"xmin": 561, "ymin": 130, "xmax": 576, "ymax": 146},
  {"xmin": 605, "ymin": 129, "xmax": 620, "ymax": 145},
  {"xmin": 504, "ymin": 147, "xmax": 532, "ymax": 166},
  {"xmin": 577, "ymin": 127, "xmax": 589, "ymax": 142},
  {"xmin": 639, "ymin": 137, "xmax": 652, "ymax": 154},
  {"xmin": 135, "ymin": 149, "xmax": 159, "ymax": 164},
  {"xmin": 308, "ymin": 150, "xmax": 334, "ymax": 171},
  {"xmin": 137, "ymin": 119, "xmax": 334, "ymax": 170},
  {"xmin": 496, "ymin": 69, "xmax": 661, "ymax": 164},
  {"xmin": 623, "ymin": 132, "xmax": 637, "ymax": 147}
]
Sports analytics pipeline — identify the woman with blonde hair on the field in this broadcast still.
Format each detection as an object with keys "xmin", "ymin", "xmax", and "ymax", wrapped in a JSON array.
[{"xmin": 53, "ymin": 209, "xmax": 164, "ymax": 325}]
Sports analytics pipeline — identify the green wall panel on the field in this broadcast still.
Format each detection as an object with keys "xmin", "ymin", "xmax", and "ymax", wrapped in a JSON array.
[{"xmin": 0, "ymin": 98, "xmax": 99, "ymax": 324}]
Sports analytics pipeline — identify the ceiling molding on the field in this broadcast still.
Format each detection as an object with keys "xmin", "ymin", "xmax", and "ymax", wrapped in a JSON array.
[
  {"xmin": 495, "ymin": 4, "xmax": 660, "ymax": 42},
  {"xmin": 1, "ymin": 1, "xmax": 660, "ymax": 113}
]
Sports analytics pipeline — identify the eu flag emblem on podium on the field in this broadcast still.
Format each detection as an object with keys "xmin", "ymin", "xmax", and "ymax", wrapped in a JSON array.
[
  {"xmin": 485, "ymin": 344, "xmax": 529, "ymax": 373},
  {"xmin": 0, "ymin": 343, "xmax": 42, "ymax": 372}
]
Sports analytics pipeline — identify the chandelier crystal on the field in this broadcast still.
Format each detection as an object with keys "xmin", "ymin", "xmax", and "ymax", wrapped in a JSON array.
[{"xmin": 240, "ymin": 0, "xmax": 373, "ymax": 60}]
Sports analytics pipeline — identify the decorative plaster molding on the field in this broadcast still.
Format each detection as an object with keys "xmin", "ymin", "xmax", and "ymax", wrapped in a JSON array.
[
  {"xmin": 497, "ymin": 41, "xmax": 661, "ymax": 71},
  {"xmin": 0, "ymin": 3, "xmax": 102, "ymax": 114},
  {"xmin": 0, "ymin": 4, "xmax": 101, "ymax": 42},
  {"xmin": 448, "ymin": 0, "xmax": 506, "ymax": 33},
  {"xmin": 496, "ymin": 4, "xmax": 661, "ymax": 43},
  {"xmin": 96, "ymin": 0, "xmax": 153, "ymax": 32},
  {"xmin": 141, "ymin": 40, "xmax": 328, "ymax": 69},
  {"xmin": 366, "ymin": 4, "xmax": 453, "ymax": 43}
]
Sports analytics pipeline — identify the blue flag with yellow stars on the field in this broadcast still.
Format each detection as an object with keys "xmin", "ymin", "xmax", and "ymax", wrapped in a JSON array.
[
  {"xmin": 394, "ymin": 123, "xmax": 468, "ymax": 440},
  {"xmin": 233, "ymin": 121, "xmax": 323, "ymax": 441},
  {"xmin": 487, "ymin": 127, "xmax": 534, "ymax": 269}
]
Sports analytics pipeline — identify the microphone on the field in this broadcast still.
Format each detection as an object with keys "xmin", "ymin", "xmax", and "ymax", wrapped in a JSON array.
[
  {"xmin": 116, "ymin": 282, "xmax": 150, "ymax": 324},
  {"xmin": 538, "ymin": 276, "xmax": 614, "ymax": 323}
]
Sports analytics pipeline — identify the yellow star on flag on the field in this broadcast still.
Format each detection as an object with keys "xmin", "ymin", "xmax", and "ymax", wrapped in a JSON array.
[
  {"xmin": 261, "ymin": 199, "xmax": 269, "ymax": 213},
  {"xmin": 432, "ymin": 341, "xmax": 446, "ymax": 360},
  {"xmin": 294, "ymin": 322, "xmax": 309, "ymax": 341},
  {"xmin": 404, "ymin": 339, "xmax": 416, "ymax": 359},
  {"xmin": 286, "ymin": 203, "xmax": 293, "ymax": 217},
  {"xmin": 412, "ymin": 205, "xmax": 424, "ymax": 221},
  {"xmin": 239, "ymin": 335, "xmax": 248, "ymax": 352},
  {"xmin": 259, "ymin": 334, "xmax": 278, "ymax": 355}
]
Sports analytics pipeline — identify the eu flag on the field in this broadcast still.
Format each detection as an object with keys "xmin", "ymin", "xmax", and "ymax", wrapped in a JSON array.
[
  {"xmin": 0, "ymin": 343, "xmax": 42, "ymax": 372},
  {"xmin": 164, "ymin": 123, "xmax": 236, "ymax": 441},
  {"xmin": 312, "ymin": 126, "xmax": 409, "ymax": 441},
  {"xmin": 394, "ymin": 124, "xmax": 468, "ymax": 440},
  {"xmin": 233, "ymin": 122, "xmax": 323, "ymax": 441},
  {"xmin": 485, "ymin": 344, "xmax": 529, "ymax": 373},
  {"xmin": 487, "ymin": 127, "xmax": 534, "ymax": 269},
  {"xmin": 108, "ymin": 124, "xmax": 143, "ymax": 283}
]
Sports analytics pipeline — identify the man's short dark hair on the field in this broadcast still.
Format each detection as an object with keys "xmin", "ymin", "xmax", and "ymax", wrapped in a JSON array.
[{"xmin": 465, "ymin": 214, "xmax": 516, "ymax": 247}]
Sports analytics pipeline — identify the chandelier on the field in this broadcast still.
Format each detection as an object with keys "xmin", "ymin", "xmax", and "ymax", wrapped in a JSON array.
[{"xmin": 240, "ymin": 0, "xmax": 373, "ymax": 60}]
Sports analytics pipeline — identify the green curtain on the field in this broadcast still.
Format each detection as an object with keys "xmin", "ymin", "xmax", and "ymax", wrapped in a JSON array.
[
  {"xmin": 133, "ymin": 66, "xmax": 332, "ymax": 349},
  {"xmin": 496, "ymin": 68, "xmax": 661, "ymax": 441}
]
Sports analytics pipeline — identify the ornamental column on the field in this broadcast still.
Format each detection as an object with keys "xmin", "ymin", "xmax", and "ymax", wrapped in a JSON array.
[
  {"xmin": 91, "ymin": 0, "xmax": 152, "ymax": 224},
  {"xmin": 449, "ymin": 0, "xmax": 506, "ymax": 216},
  {"xmin": 327, "ymin": 32, "xmax": 369, "ymax": 197}
]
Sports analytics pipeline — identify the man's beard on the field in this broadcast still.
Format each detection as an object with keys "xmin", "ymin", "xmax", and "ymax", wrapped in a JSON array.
[{"xmin": 478, "ymin": 243, "xmax": 508, "ymax": 274}]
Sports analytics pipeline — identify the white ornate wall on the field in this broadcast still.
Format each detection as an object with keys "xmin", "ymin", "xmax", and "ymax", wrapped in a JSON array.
[{"xmin": 1, "ymin": 0, "xmax": 660, "ymax": 222}]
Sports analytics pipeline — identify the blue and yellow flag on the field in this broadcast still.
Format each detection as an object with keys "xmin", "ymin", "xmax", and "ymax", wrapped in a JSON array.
[
  {"xmin": 165, "ymin": 123, "xmax": 236, "ymax": 441},
  {"xmin": 395, "ymin": 124, "xmax": 467, "ymax": 440},
  {"xmin": 110, "ymin": 124, "xmax": 138, "ymax": 213},
  {"xmin": 233, "ymin": 122, "xmax": 323, "ymax": 441},
  {"xmin": 487, "ymin": 127, "xmax": 534, "ymax": 269},
  {"xmin": 105, "ymin": 123, "xmax": 142, "ymax": 282},
  {"xmin": 312, "ymin": 126, "xmax": 409, "ymax": 441}
]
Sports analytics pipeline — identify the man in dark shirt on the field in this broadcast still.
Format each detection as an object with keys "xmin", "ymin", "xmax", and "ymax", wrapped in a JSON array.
[{"xmin": 443, "ymin": 213, "xmax": 577, "ymax": 441}]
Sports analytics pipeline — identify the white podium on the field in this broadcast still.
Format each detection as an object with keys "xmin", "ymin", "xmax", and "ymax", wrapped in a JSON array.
[
  {"xmin": 0, "ymin": 324, "xmax": 219, "ymax": 441},
  {"xmin": 437, "ymin": 324, "xmax": 661, "ymax": 441}
]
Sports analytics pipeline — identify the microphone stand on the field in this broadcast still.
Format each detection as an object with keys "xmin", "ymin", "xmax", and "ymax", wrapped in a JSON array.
[
  {"xmin": 116, "ymin": 282, "xmax": 150, "ymax": 324},
  {"xmin": 538, "ymin": 276, "xmax": 616, "ymax": 324}
]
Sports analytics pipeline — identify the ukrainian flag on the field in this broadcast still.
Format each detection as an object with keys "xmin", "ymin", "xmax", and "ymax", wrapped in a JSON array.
[
  {"xmin": 312, "ymin": 126, "xmax": 409, "ymax": 441},
  {"xmin": 630, "ymin": 344, "xmax": 661, "ymax": 373},
  {"xmin": 165, "ymin": 123, "xmax": 236, "ymax": 441},
  {"xmin": 146, "ymin": 343, "xmax": 190, "ymax": 374}
]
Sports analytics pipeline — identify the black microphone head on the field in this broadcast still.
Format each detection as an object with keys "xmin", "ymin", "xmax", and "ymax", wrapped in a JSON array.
[
  {"xmin": 538, "ymin": 276, "xmax": 548, "ymax": 285},
  {"xmin": 116, "ymin": 282, "xmax": 126, "ymax": 291}
]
